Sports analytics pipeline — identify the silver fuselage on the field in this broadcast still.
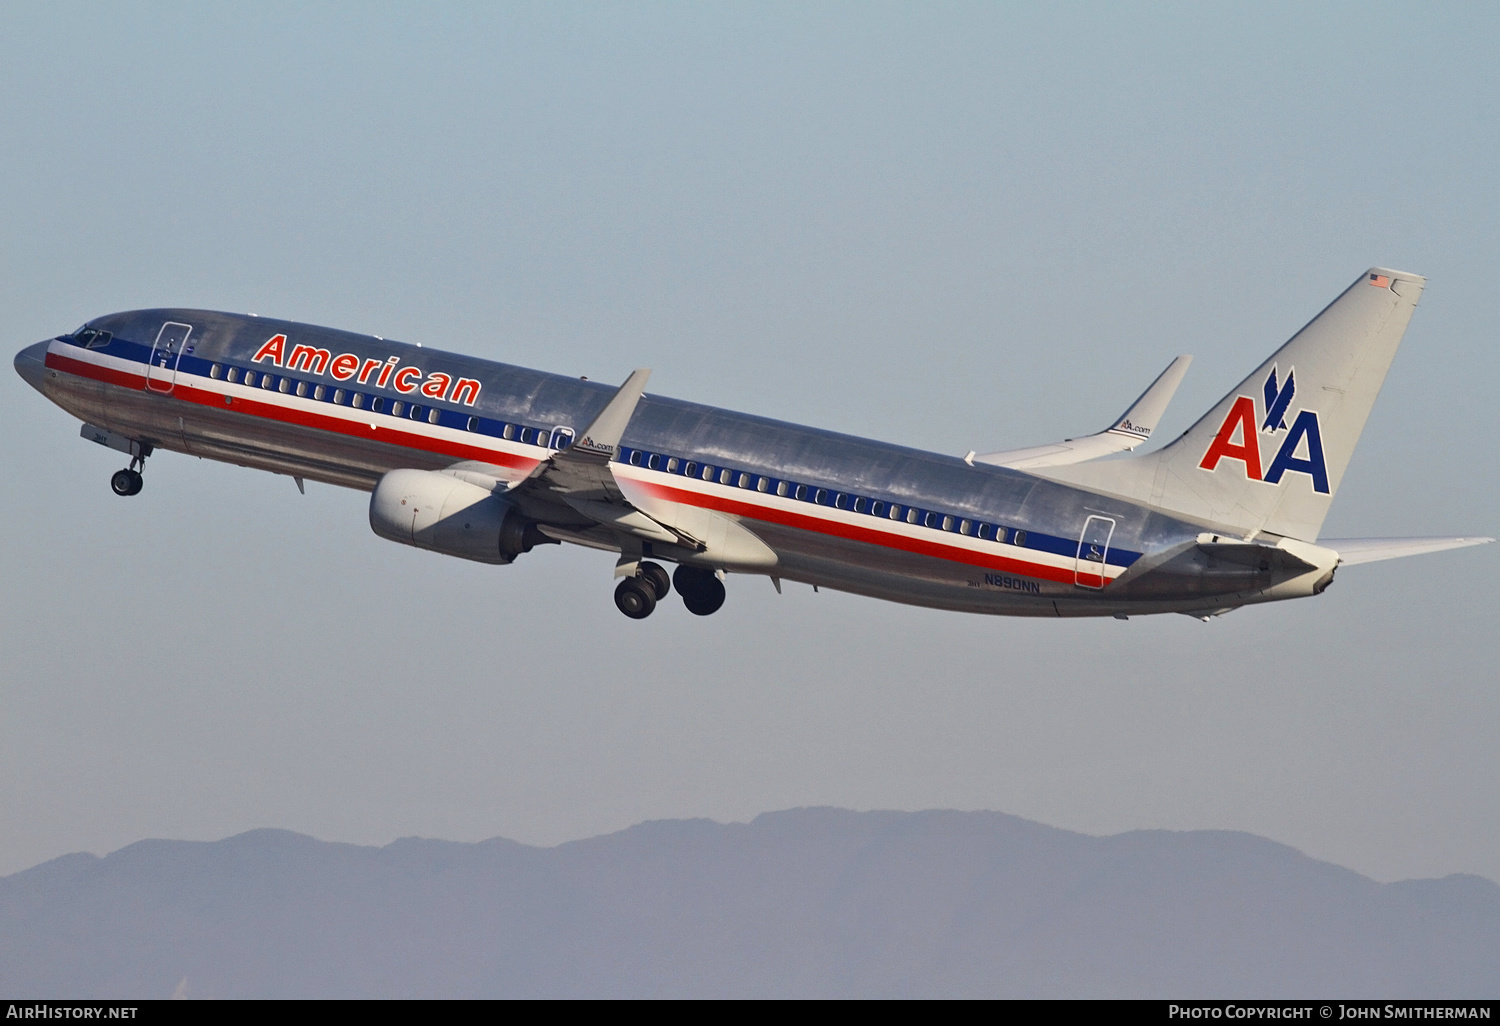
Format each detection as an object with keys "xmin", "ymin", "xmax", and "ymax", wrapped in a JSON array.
[{"xmin": 15, "ymin": 308, "xmax": 1328, "ymax": 618}]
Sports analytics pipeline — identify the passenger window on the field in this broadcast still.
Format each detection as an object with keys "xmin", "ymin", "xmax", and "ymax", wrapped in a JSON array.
[
  {"xmin": 852, "ymin": 496, "xmax": 866, "ymax": 513},
  {"xmin": 794, "ymin": 485, "xmax": 807, "ymax": 501},
  {"xmin": 776, "ymin": 481, "xmax": 789, "ymax": 497},
  {"xmin": 834, "ymin": 493, "xmax": 847, "ymax": 509},
  {"xmin": 702, "ymin": 465, "xmax": 715, "ymax": 481},
  {"xmin": 429, "ymin": 409, "xmax": 441, "ymax": 424},
  {"xmin": 262, "ymin": 375, "xmax": 275, "ymax": 390},
  {"xmin": 889, "ymin": 504, "xmax": 903, "ymax": 520},
  {"xmin": 210, "ymin": 364, "xmax": 222, "ymax": 379},
  {"xmin": 227, "ymin": 367, "xmax": 241, "ymax": 383},
  {"xmin": 372, "ymin": 396, "xmax": 385, "ymax": 413},
  {"xmin": 908, "ymin": 508, "xmax": 921, "ymax": 525},
  {"xmin": 685, "ymin": 462, "xmax": 697, "ymax": 477},
  {"xmin": 279, "ymin": 378, "xmax": 292, "ymax": 394},
  {"xmin": 942, "ymin": 515, "xmax": 955, "ymax": 531},
  {"xmin": 667, "ymin": 458, "xmax": 679, "ymax": 473},
  {"xmin": 391, "ymin": 400, "xmax": 404, "ymax": 417},
  {"xmin": 739, "ymin": 473, "xmax": 752, "ymax": 489},
  {"xmin": 466, "ymin": 416, "xmax": 477, "ymax": 431},
  {"xmin": 995, "ymin": 526, "xmax": 1008, "ymax": 543},
  {"xmin": 959, "ymin": 519, "xmax": 972, "ymax": 535},
  {"xmin": 296, "ymin": 381, "xmax": 308, "ymax": 397},
  {"xmin": 410, "ymin": 405, "xmax": 422, "ymax": 420},
  {"xmin": 314, "ymin": 385, "xmax": 326, "ymax": 400},
  {"xmin": 334, "ymin": 389, "xmax": 345, "ymax": 405},
  {"xmin": 871, "ymin": 500, "xmax": 885, "ymax": 517},
  {"xmin": 977, "ymin": 523, "xmax": 993, "ymax": 541},
  {"xmin": 719, "ymin": 468, "xmax": 732, "ymax": 485},
  {"xmin": 630, "ymin": 451, "xmax": 643, "ymax": 466},
  {"xmin": 647, "ymin": 454, "xmax": 661, "ymax": 470},
  {"xmin": 757, "ymin": 477, "xmax": 770, "ymax": 493},
  {"xmin": 352, "ymin": 393, "xmax": 365, "ymax": 408},
  {"xmin": 924, "ymin": 511, "xmax": 940, "ymax": 528},
  {"xmin": 1013, "ymin": 530, "xmax": 1027, "ymax": 546},
  {"xmin": 502, "ymin": 424, "xmax": 515, "ymax": 441}
]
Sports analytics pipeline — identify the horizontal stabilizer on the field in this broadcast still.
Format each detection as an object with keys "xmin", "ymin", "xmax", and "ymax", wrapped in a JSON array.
[
  {"xmin": 970, "ymin": 356, "xmax": 1191, "ymax": 470},
  {"xmin": 1323, "ymin": 536, "xmax": 1495, "ymax": 566}
]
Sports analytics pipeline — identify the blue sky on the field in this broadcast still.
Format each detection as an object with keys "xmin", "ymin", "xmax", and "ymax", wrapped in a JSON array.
[{"xmin": 1, "ymin": 2, "xmax": 1496, "ymax": 881}]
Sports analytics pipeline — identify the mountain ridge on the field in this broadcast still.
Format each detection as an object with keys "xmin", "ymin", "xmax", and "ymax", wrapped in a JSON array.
[{"xmin": 4, "ymin": 808, "xmax": 1496, "ymax": 998}]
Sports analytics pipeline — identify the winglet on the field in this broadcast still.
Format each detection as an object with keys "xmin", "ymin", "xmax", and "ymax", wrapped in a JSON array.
[
  {"xmin": 572, "ymin": 369, "xmax": 651, "ymax": 459},
  {"xmin": 972, "ymin": 355, "xmax": 1192, "ymax": 470},
  {"xmin": 1107, "ymin": 355, "xmax": 1192, "ymax": 442}
]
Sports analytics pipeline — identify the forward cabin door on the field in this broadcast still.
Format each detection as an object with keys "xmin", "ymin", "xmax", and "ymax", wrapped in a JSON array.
[
  {"xmin": 1075, "ymin": 515, "xmax": 1115, "ymax": 588},
  {"xmin": 146, "ymin": 321, "xmax": 193, "ymax": 393}
]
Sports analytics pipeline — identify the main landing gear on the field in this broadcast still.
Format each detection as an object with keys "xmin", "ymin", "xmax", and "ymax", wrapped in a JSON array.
[
  {"xmin": 673, "ymin": 564, "xmax": 726, "ymax": 617},
  {"xmin": 611, "ymin": 561, "xmax": 727, "ymax": 619},
  {"xmin": 614, "ymin": 560, "xmax": 671, "ymax": 619}
]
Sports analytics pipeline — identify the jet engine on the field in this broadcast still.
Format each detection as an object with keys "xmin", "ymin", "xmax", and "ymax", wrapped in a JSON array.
[{"xmin": 369, "ymin": 468, "xmax": 551, "ymax": 564}]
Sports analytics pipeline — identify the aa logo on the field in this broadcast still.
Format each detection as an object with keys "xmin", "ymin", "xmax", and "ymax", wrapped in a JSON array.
[{"xmin": 1199, "ymin": 365, "xmax": 1330, "ymax": 494}]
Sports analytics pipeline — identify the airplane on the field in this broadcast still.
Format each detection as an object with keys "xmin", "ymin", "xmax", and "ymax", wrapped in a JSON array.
[{"xmin": 13, "ymin": 266, "xmax": 1491, "ymax": 621}]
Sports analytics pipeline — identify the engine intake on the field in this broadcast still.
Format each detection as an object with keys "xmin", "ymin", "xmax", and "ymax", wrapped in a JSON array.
[{"xmin": 369, "ymin": 468, "xmax": 551, "ymax": 564}]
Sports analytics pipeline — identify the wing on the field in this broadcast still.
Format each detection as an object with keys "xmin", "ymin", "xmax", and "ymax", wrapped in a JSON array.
[
  {"xmin": 968, "ymin": 355, "xmax": 1191, "ymax": 470},
  {"xmin": 445, "ymin": 369, "xmax": 776, "ymax": 572}
]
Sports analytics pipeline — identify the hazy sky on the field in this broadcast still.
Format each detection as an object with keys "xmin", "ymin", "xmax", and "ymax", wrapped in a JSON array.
[{"xmin": 1, "ymin": 2, "xmax": 1496, "ymax": 883}]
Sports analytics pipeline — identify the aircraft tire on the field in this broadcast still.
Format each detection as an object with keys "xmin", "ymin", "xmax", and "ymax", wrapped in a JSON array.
[
  {"xmin": 680, "ymin": 575, "xmax": 726, "ymax": 617},
  {"xmin": 637, "ymin": 561, "xmax": 671, "ymax": 601},
  {"xmin": 672, "ymin": 564, "xmax": 713, "ymax": 596},
  {"xmin": 111, "ymin": 469, "xmax": 143, "ymax": 496},
  {"xmin": 614, "ymin": 577, "xmax": 657, "ymax": 619}
]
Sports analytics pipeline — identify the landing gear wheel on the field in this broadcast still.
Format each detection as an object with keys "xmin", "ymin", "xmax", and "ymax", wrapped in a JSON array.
[
  {"xmin": 110, "ymin": 469, "xmax": 143, "ymax": 496},
  {"xmin": 637, "ymin": 561, "xmax": 671, "ymax": 601},
  {"xmin": 673, "ymin": 565, "xmax": 726, "ymax": 617},
  {"xmin": 614, "ymin": 576, "xmax": 658, "ymax": 619}
]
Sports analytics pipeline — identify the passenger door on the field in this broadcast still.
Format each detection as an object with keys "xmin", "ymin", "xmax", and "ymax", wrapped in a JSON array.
[
  {"xmin": 1075, "ymin": 515, "xmax": 1115, "ymax": 588},
  {"xmin": 146, "ymin": 321, "xmax": 193, "ymax": 393}
]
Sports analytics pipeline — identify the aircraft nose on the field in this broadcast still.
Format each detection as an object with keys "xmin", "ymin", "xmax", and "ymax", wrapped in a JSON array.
[{"xmin": 13, "ymin": 341, "xmax": 50, "ymax": 394}]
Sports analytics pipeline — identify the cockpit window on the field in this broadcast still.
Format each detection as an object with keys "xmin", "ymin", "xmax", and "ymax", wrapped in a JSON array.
[{"xmin": 73, "ymin": 328, "xmax": 112, "ymax": 349}]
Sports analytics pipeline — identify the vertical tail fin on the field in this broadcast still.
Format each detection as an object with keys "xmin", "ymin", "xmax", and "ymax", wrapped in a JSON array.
[{"xmin": 1035, "ymin": 268, "xmax": 1425, "ymax": 541}]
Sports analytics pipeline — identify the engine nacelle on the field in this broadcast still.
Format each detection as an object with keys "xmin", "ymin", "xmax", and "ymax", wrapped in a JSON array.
[{"xmin": 369, "ymin": 468, "xmax": 551, "ymax": 564}]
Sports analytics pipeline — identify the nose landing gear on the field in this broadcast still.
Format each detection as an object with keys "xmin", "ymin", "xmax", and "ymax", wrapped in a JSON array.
[
  {"xmin": 108, "ymin": 450, "xmax": 147, "ymax": 498},
  {"xmin": 110, "ymin": 468, "xmax": 143, "ymax": 496}
]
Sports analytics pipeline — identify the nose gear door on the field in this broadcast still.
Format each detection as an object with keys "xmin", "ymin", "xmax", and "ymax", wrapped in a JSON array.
[
  {"xmin": 146, "ymin": 321, "xmax": 193, "ymax": 393},
  {"xmin": 1075, "ymin": 515, "xmax": 1116, "ymax": 589}
]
